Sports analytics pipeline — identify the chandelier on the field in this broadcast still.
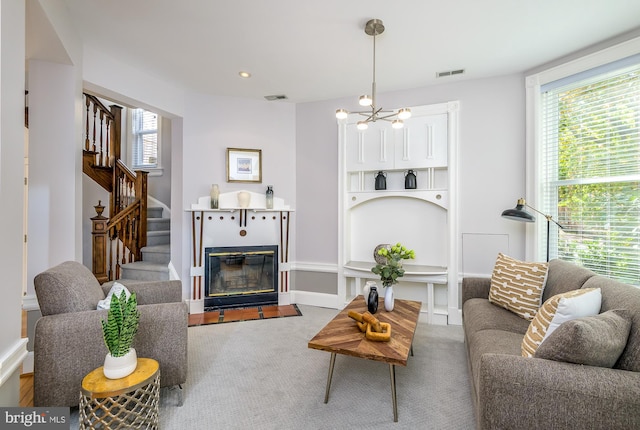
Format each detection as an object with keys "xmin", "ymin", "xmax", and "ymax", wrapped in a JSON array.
[{"xmin": 336, "ymin": 19, "xmax": 411, "ymax": 130}]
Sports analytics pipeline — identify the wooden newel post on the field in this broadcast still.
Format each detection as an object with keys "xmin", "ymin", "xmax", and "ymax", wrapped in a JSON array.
[
  {"xmin": 91, "ymin": 200, "xmax": 109, "ymax": 283},
  {"xmin": 135, "ymin": 170, "xmax": 148, "ymax": 252}
]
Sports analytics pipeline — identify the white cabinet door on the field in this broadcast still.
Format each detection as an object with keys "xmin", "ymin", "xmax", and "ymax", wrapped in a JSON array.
[
  {"xmin": 345, "ymin": 121, "xmax": 393, "ymax": 173},
  {"xmin": 393, "ymin": 113, "xmax": 448, "ymax": 170}
]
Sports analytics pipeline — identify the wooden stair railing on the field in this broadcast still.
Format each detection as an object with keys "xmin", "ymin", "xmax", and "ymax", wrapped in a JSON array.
[
  {"xmin": 84, "ymin": 93, "xmax": 148, "ymax": 282},
  {"xmin": 108, "ymin": 197, "xmax": 142, "ymax": 281}
]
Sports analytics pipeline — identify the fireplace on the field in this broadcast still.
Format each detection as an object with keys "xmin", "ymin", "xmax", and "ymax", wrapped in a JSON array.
[{"xmin": 204, "ymin": 245, "xmax": 279, "ymax": 309}]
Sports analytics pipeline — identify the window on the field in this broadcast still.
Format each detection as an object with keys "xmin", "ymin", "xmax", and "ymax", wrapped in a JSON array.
[
  {"xmin": 538, "ymin": 58, "xmax": 640, "ymax": 285},
  {"xmin": 131, "ymin": 108, "xmax": 160, "ymax": 170}
]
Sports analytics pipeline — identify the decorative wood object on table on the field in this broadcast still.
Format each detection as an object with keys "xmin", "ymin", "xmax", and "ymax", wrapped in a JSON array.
[
  {"xmin": 79, "ymin": 358, "xmax": 160, "ymax": 430},
  {"xmin": 308, "ymin": 297, "xmax": 421, "ymax": 422}
]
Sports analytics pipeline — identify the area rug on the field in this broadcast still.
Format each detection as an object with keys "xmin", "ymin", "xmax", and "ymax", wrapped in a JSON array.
[
  {"xmin": 163, "ymin": 304, "xmax": 475, "ymax": 429},
  {"xmin": 188, "ymin": 304, "xmax": 302, "ymax": 326},
  {"xmin": 66, "ymin": 304, "xmax": 474, "ymax": 429}
]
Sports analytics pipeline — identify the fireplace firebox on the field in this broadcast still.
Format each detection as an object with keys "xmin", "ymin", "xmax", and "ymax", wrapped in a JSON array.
[{"xmin": 204, "ymin": 245, "xmax": 278, "ymax": 309}]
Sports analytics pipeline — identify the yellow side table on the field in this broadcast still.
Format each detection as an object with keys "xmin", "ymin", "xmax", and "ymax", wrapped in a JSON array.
[{"xmin": 79, "ymin": 357, "xmax": 160, "ymax": 430}]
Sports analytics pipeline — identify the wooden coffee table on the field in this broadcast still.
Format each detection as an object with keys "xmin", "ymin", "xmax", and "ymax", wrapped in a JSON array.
[{"xmin": 308, "ymin": 296, "xmax": 422, "ymax": 422}]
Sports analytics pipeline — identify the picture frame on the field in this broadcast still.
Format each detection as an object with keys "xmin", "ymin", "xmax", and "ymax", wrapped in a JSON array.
[{"xmin": 226, "ymin": 148, "xmax": 262, "ymax": 183}]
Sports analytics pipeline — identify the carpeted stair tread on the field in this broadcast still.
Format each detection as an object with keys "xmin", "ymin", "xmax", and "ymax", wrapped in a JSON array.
[
  {"xmin": 142, "ymin": 244, "xmax": 171, "ymax": 264},
  {"xmin": 147, "ymin": 230, "xmax": 170, "ymax": 246},
  {"xmin": 147, "ymin": 207, "xmax": 164, "ymax": 218},
  {"xmin": 121, "ymin": 261, "xmax": 169, "ymax": 272},
  {"xmin": 147, "ymin": 218, "xmax": 170, "ymax": 231},
  {"xmin": 142, "ymin": 244, "xmax": 170, "ymax": 253},
  {"xmin": 120, "ymin": 260, "xmax": 170, "ymax": 281}
]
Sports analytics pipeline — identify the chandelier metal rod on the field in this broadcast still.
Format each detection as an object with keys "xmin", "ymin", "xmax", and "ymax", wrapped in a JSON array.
[{"xmin": 371, "ymin": 30, "xmax": 377, "ymax": 112}]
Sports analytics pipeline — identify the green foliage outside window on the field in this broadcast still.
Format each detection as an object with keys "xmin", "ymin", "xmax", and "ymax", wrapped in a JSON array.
[{"xmin": 552, "ymin": 70, "xmax": 640, "ymax": 284}]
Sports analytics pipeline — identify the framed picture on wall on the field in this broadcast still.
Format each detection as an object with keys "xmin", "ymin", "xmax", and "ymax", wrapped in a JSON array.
[{"xmin": 226, "ymin": 148, "xmax": 262, "ymax": 183}]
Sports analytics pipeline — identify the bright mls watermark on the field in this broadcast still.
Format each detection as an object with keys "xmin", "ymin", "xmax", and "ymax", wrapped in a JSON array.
[{"xmin": 0, "ymin": 408, "xmax": 68, "ymax": 429}]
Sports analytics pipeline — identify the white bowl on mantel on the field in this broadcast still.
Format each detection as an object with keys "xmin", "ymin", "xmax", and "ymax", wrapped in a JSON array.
[{"xmin": 103, "ymin": 348, "xmax": 137, "ymax": 379}]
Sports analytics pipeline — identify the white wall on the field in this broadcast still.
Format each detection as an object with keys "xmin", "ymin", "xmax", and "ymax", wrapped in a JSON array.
[
  {"xmin": 83, "ymin": 67, "xmax": 528, "ymax": 302},
  {"xmin": 0, "ymin": 0, "xmax": 27, "ymax": 405},
  {"xmin": 295, "ymin": 74, "xmax": 529, "ymax": 288},
  {"xmin": 26, "ymin": 60, "xmax": 82, "ymax": 294},
  {"xmin": 179, "ymin": 92, "xmax": 297, "ymax": 297}
]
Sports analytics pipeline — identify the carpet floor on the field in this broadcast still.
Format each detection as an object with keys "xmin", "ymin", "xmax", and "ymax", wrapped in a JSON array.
[
  {"xmin": 69, "ymin": 304, "xmax": 475, "ymax": 429},
  {"xmin": 163, "ymin": 304, "xmax": 475, "ymax": 429}
]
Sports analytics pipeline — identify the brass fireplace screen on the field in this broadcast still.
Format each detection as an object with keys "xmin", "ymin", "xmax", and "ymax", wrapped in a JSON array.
[{"xmin": 204, "ymin": 245, "xmax": 278, "ymax": 309}]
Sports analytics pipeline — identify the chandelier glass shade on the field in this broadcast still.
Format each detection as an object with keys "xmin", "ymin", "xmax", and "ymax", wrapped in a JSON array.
[{"xmin": 336, "ymin": 19, "xmax": 411, "ymax": 130}]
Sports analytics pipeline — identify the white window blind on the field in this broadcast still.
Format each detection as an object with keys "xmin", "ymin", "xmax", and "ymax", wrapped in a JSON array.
[
  {"xmin": 131, "ymin": 108, "xmax": 159, "ymax": 169},
  {"xmin": 540, "ymin": 61, "xmax": 640, "ymax": 285}
]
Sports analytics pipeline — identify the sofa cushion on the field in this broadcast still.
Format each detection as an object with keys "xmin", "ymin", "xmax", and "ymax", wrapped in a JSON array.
[
  {"xmin": 34, "ymin": 261, "xmax": 106, "ymax": 316},
  {"xmin": 542, "ymin": 259, "xmax": 597, "ymax": 302},
  {"xmin": 584, "ymin": 276, "xmax": 640, "ymax": 372},
  {"xmin": 489, "ymin": 253, "xmax": 548, "ymax": 321},
  {"xmin": 467, "ymin": 329, "xmax": 524, "ymax": 402},
  {"xmin": 463, "ymin": 298, "xmax": 530, "ymax": 340},
  {"xmin": 522, "ymin": 288, "xmax": 601, "ymax": 357},
  {"xmin": 534, "ymin": 309, "xmax": 631, "ymax": 368}
]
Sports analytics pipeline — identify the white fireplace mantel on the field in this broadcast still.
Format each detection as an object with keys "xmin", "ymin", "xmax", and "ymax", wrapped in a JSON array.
[
  {"xmin": 190, "ymin": 190, "xmax": 293, "ymax": 212},
  {"xmin": 185, "ymin": 192, "xmax": 294, "ymax": 314}
]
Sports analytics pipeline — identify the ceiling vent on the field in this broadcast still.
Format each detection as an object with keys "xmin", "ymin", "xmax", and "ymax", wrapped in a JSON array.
[
  {"xmin": 436, "ymin": 69, "xmax": 465, "ymax": 78},
  {"xmin": 264, "ymin": 94, "xmax": 288, "ymax": 101}
]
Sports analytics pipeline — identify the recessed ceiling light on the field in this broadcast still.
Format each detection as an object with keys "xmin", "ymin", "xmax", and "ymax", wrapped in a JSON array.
[
  {"xmin": 264, "ymin": 94, "xmax": 288, "ymax": 101},
  {"xmin": 239, "ymin": 71, "xmax": 251, "ymax": 78}
]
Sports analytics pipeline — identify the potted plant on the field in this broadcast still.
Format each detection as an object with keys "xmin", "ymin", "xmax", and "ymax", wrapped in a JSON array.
[
  {"xmin": 371, "ymin": 243, "xmax": 415, "ymax": 311},
  {"xmin": 101, "ymin": 290, "xmax": 140, "ymax": 379}
]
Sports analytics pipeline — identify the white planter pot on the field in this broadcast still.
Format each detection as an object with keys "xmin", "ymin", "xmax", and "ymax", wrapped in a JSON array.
[{"xmin": 103, "ymin": 348, "xmax": 138, "ymax": 379}]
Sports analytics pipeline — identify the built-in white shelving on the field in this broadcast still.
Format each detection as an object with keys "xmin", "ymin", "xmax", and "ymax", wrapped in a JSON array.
[{"xmin": 337, "ymin": 101, "xmax": 460, "ymax": 325}]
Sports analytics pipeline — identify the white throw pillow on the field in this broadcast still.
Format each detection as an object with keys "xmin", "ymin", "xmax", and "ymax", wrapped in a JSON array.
[
  {"xmin": 543, "ymin": 287, "xmax": 602, "ymax": 342},
  {"xmin": 521, "ymin": 287, "xmax": 602, "ymax": 357},
  {"xmin": 97, "ymin": 282, "xmax": 131, "ymax": 310}
]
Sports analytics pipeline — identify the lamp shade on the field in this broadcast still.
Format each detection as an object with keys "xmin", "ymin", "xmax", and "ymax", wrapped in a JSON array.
[
  {"xmin": 501, "ymin": 199, "xmax": 535, "ymax": 222},
  {"xmin": 359, "ymin": 95, "xmax": 372, "ymax": 106}
]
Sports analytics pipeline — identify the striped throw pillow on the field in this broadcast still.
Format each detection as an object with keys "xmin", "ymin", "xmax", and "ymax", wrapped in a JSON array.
[
  {"xmin": 521, "ymin": 287, "xmax": 602, "ymax": 357},
  {"xmin": 489, "ymin": 253, "xmax": 549, "ymax": 321}
]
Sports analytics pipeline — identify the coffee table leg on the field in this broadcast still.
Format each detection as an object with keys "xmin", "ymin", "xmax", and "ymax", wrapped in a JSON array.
[
  {"xmin": 389, "ymin": 364, "xmax": 398, "ymax": 422},
  {"xmin": 324, "ymin": 353, "xmax": 337, "ymax": 403}
]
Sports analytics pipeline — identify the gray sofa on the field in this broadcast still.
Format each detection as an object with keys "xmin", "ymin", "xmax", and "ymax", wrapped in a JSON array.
[
  {"xmin": 33, "ymin": 261, "xmax": 188, "ymax": 407},
  {"xmin": 462, "ymin": 259, "xmax": 640, "ymax": 430}
]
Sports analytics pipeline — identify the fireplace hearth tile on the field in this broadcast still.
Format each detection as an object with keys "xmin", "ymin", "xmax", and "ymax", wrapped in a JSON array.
[
  {"xmin": 261, "ymin": 305, "xmax": 300, "ymax": 318},
  {"xmin": 222, "ymin": 307, "xmax": 260, "ymax": 322},
  {"xmin": 188, "ymin": 304, "xmax": 302, "ymax": 326}
]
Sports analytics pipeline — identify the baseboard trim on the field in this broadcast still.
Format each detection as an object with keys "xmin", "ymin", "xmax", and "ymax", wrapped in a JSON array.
[
  {"xmin": 22, "ymin": 295, "xmax": 39, "ymax": 312},
  {"xmin": 291, "ymin": 291, "xmax": 341, "ymax": 309},
  {"xmin": 292, "ymin": 262, "xmax": 338, "ymax": 273},
  {"xmin": 0, "ymin": 338, "xmax": 28, "ymax": 386},
  {"xmin": 21, "ymin": 351, "xmax": 33, "ymax": 375}
]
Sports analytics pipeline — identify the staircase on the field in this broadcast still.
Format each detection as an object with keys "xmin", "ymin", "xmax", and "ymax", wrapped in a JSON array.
[
  {"xmin": 83, "ymin": 93, "xmax": 160, "ymax": 283},
  {"xmin": 120, "ymin": 206, "xmax": 171, "ymax": 281}
]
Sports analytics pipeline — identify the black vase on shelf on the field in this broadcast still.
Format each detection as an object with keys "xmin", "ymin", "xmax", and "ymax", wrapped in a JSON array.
[
  {"xmin": 404, "ymin": 169, "xmax": 417, "ymax": 189},
  {"xmin": 367, "ymin": 286, "xmax": 379, "ymax": 314},
  {"xmin": 375, "ymin": 171, "xmax": 387, "ymax": 190}
]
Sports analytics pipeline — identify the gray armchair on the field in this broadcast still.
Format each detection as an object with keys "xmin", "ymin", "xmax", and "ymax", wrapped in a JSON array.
[{"xmin": 33, "ymin": 261, "xmax": 188, "ymax": 407}]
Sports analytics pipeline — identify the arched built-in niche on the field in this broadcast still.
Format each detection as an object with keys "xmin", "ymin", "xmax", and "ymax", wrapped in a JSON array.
[
  {"xmin": 338, "ymin": 101, "xmax": 460, "ymax": 325},
  {"xmin": 348, "ymin": 196, "xmax": 447, "ymax": 267}
]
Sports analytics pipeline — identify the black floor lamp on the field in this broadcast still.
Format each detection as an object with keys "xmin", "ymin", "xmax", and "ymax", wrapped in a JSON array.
[{"xmin": 501, "ymin": 198, "xmax": 565, "ymax": 262}]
